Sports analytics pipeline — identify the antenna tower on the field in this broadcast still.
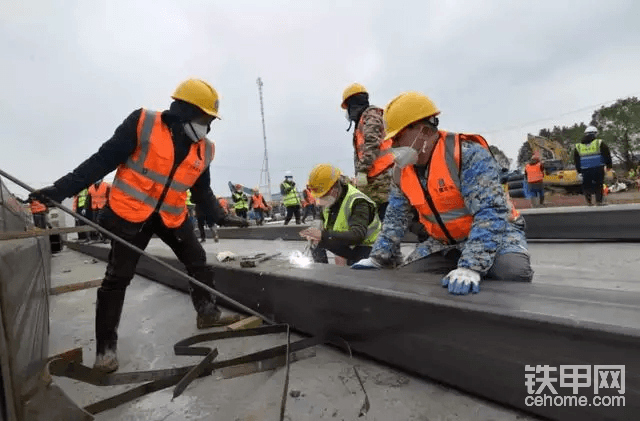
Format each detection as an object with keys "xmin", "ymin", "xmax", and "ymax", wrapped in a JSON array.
[{"xmin": 256, "ymin": 77, "xmax": 272, "ymax": 202}]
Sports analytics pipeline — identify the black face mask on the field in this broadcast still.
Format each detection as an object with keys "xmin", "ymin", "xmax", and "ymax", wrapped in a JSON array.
[{"xmin": 345, "ymin": 93, "xmax": 370, "ymax": 123}]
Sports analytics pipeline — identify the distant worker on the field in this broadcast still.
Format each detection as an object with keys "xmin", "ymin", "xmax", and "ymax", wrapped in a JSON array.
[
  {"xmin": 573, "ymin": 126, "xmax": 612, "ymax": 206},
  {"xmin": 232, "ymin": 184, "xmax": 249, "ymax": 220},
  {"xmin": 29, "ymin": 199, "xmax": 48, "ymax": 229},
  {"xmin": 525, "ymin": 156, "xmax": 545, "ymax": 207},
  {"xmin": 72, "ymin": 188, "xmax": 90, "ymax": 240},
  {"xmin": 301, "ymin": 184, "xmax": 317, "ymax": 223},
  {"xmin": 218, "ymin": 197, "xmax": 229, "ymax": 214},
  {"xmin": 352, "ymin": 92, "xmax": 533, "ymax": 295},
  {"xmin": 88, "ymin": 178, "xmax": 111, "ymax": 241},
  {"xmin": 280, "ymin": 171, "xmax": 301, "ymax": 225},
  {"xmin": 29, "ymin": 78, "xmax": 248, "ymax": 373},
  {"xmin": 341, "ymin": 83, "xmax": 393, "ymax": 221},
  {"xmin": 300, "ymin": 164, "xmax": 380, "ymax": 265},
  {"xmin": 249, "ymin": 187, "xmax": 269, "ymax": 226},
  {"xmin": 186, "ymin": 189, "xmax": 196, "ymax": 223}
]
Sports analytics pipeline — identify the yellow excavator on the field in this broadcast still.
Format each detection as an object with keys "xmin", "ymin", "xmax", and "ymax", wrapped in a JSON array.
[{"xmin": 526, "ymin": 134, "xmax": 614, "ymax": 194}]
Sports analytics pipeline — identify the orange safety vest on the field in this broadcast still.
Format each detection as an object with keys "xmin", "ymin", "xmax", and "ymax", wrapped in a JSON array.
[
  {"xmin": 353, "ymin": 107, "xmax": 394, "ymax": 178},
  {"xmin": 303, "ymin": 188, "xmax": 316, "ymax": 207},
  {"xmin": 251, "ymin": 193, "xmax": 268, "ymax": 210},
  {"xmin": 30, "ymin": 200, "xmax": 47, "ymax": 214},
  {"xmin": 218, "ymin": 198, "xmax": 229, "ymax": 214},
  {"xmin": 399, "ymin": 131, "xmax": 520, "ymax": 245},
  {"xmin": 109, "ymin": 109, "xmax": 215, "ymax": 228},
  {"xmin": 88, "ymin": 182, "xmax": 109, "ymax": 210},
  {"xmin": 525, "ymin": 162, "xmax": 544, "ymax": 183}
]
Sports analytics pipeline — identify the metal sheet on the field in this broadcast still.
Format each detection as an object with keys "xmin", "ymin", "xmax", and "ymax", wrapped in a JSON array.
[{"xmin": 68, "ymin": 241, "xmax": 640, "ymax": 421}]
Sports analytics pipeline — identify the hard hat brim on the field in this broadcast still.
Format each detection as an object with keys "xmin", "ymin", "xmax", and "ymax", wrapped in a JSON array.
[{"xmin": 171, "ymin": 95, "xmax": 220, "ymax": 119}]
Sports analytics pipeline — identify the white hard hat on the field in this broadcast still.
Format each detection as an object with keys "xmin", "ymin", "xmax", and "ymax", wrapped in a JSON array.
[
  {"xmin": 285, "ymin": 171, "xmax": 293, "ymax": 177},
  {"xmin": 585, "ymin": 125, "xmax": 598, "ymax": 134}
]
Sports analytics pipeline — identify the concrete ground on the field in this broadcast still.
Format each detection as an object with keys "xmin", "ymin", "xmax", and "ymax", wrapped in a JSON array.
[{"xmin": 50, "ymin": 247, "xmax": 541, "ymax": 421}]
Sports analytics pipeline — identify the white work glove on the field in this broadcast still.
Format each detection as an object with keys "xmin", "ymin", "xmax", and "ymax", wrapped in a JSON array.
[
  {"xmin": 351, "ymin": 257, "xmax": 382, "ymax": 270},
  {"xmin": 441, "ymin": 268, "xmax": 481, "ymax": 295},
  {"xmin": 354, "ymin": 172, "xmax": 368, "ymax": 188}
]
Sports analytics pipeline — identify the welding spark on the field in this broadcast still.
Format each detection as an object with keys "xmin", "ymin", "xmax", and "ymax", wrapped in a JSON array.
[{"xmin": 288, "ymin": 250, "xmax": 312, "ymax": 268}]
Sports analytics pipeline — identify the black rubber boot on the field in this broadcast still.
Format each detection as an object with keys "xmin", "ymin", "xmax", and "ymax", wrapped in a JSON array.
[{"xmin": 94, "ymin": 288, "xmax": 126, "ymax": 373}]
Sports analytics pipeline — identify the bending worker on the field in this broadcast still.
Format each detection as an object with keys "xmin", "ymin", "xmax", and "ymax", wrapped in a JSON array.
[
  {"xmin": 573, "ymin": 125, "xmax": 612, "ymax": 206},
  {"xmin": 342, "ymin": 83, "xmax": 393, "ymax": 221},
  {"xmin": 300, "ymin": 164, "xmax": 380, "ymax": 266},
  {"xmin": 352, "ymin": 92, "xmax": 533, "ymax": 295},
  {"xmin": 30, "ymin": 78, "xmax": 248, "ymax": 373}
]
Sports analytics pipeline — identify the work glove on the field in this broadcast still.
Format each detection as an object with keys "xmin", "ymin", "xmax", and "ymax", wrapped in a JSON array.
[
  {"xmin": 351, "ymin": 257, "xmax": 382, "ymax": 270},
  {"xmin": 441, "ymin": 268, "xmax": 481, "ymax": 295},
  {"xmin": 354, "ymin": 172, "xmax": 368, "ymax": 188},
  {"xmin": 28, "ymin": 185, "xmax": 63, "ymax": 207},
  {"xmin": 222, "ymin": 214, "xmax": 249, "ymax": 228}
]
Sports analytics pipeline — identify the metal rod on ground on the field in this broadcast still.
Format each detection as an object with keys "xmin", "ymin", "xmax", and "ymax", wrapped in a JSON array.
[{"xmin": 0, "ymin": 168, "xmax": 276, "ymax": 325}]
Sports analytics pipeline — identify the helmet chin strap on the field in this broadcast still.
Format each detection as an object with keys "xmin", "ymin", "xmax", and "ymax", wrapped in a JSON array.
[{"xmin": 346, "ymin": 120, "xmax": 353, "ymax": 132}]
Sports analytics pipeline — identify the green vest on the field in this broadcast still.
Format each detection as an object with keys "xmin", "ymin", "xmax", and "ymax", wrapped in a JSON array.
[
  {"xmin": 323, "ymin": 184, "xmax": 381, "ymax": 246},
  {"xmin": 77, "ymin": 188, "xmax": 89, "ymax": 208},
  {"xmin": 575, "ymin": 139, "xmax": 604, "ymax": 169},
  {"xmin": 186, "ymin": 190, "xmax": 193, "ymax": 206},
  {"xmin": 232, "ymin": 191, "xmax": 248, "ymax": 210},
  {"xmin": 282, "ymin": 182, "xmax": 300, "ymax": 207}
]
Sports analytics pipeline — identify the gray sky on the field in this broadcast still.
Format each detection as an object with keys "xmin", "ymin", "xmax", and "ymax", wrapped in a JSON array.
[{"xmin": 2, "ymin": 0, "xmax": 640, "ymax": 198}]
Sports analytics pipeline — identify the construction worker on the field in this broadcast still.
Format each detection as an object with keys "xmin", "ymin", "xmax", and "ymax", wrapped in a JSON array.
[
  {"xmin": 341, "ymin": 83, "xmax": 393, "ymax": 221},
  {"xmin": 195, "ymin": 202, "xmax": 218, "ymax": 243},
  {"xmin": 218, "ymin": 197, "xmax": 229, "ymax": 214},
  {"xmin": 352, "ymin": 92, "xmax": 533, "ymax": 295},
  {"xmin": 300, "ymin": 164, "xmax": 381, "ymax": 265},
  {"xmin": 232, "ymin": 184, "xmax": 249, "ymax": 220},
  {"xmin": 249, "ymin": 187, "xmax": 269, "ymax": 226},
  {"xmin": 88, "ymin": 178, "xmax": 111, "ymax": 241},
  {"xmin": 29, "ymin": 199, "xmax": 48, "ymax": 229},
  {"xmin": 573, "ymin": 126, "xmax": 613, "ymax": 206},
  {"xmin": 186, "ymin": 189, "xmax": 196, "ymax": 223},
  {"xmin": 301, "ymin": 184, "xmax": 316, "ymax": 223},
  {"xmin": 525, "ymin": 156, "xmax": 545, "ymax": 207},
  {"xmin": 72, "ymin": 188, "xmax": 90, "ymax": 240},
  {"xmin": 280, "ymin": 171, "xmax": 301, "ymax": 225},
  {"xmin": 29, "ymin": 78, "xmax": 248, "ymax": 373}
]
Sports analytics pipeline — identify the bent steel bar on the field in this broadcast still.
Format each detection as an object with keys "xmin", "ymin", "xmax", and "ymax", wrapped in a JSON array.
[
  {"xmin": 203, "ymin": 203, "xmax": 640, "ymax": 242},
  {"xmin": 67, "ymin": 241, "xmax": 640, "ymax": 421}
]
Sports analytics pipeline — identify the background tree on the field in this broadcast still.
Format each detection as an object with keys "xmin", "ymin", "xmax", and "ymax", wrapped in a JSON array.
[
  {"xmin": 591, "ymin": 97, "xmax": 640, "ymax": 170},
  {"xmin": 489, "ymin": 145, "xmax": 512, "ymax": 169}
]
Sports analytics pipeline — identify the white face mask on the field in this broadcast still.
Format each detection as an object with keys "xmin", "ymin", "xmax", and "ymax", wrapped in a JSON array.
[
  {"xmin": 391, "ymin": 129, "xmax": 425, "ymax": 168},
  {"xmin": 317, "ymin": 194, "xmax": 337, "ymax": 207},
  {"xmin": 184, "ymin": 121, "xmax": 209, "ymax": 143}
]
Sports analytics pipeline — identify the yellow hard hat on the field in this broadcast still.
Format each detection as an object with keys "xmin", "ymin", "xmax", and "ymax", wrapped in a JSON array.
[
  {"xmin": 171, "ymin": 78, "xmax": 220, "ymax": 118},
  {"xmin": 307, "ymin": 164, "xmax": 342, "ymax": 197},
  {"xmin": 341, "ymin": 83, "xmax": 368, "ymax": 109},
  {"xmin": 383, "ymin": 92, "xmax": 440, "ymax": 140}
]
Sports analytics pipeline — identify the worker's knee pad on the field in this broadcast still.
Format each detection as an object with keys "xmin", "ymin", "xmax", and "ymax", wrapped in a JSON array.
[{"xmin": 487, "ymin": 252, "xmax": 534, "ymax": 282}]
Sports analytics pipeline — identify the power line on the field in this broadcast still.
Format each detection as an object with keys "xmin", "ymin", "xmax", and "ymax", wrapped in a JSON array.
[{"xmin": 481, "ymin": 91, "xmax": 640, "ymax": 135}]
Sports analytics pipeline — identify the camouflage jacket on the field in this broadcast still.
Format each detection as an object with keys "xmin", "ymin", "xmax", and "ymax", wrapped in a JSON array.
[
  {"xmin": 369, "ymin": 142, "xmax": 528, "ymax": 275},
  {"xmin": 352, "ymin": 106, "xmax": 393, "ymax": 205}
]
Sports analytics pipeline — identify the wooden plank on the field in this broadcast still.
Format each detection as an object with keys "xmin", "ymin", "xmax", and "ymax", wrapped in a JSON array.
[
  {"xmin": 0, "ymin": 226, "xmax": 94, "ymax": 241},
  {"xmin": 50, "ymin": 279, "xmax": 103, "ymax": 296},
  {"xmin": 226, "ymin": 316, "xmax": 263, "ymax": 331}
]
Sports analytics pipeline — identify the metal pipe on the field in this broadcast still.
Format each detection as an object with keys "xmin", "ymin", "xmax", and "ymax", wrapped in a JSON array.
[{"xmin": 0, "ymin": 168, "xmax": 275, "ymax": 325}]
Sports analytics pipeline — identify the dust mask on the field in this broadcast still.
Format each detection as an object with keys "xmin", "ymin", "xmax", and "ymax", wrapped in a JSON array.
[
  {"xmin": 184, "ymin": 121, "xmax": 209, "ymax": 143},
  {"xmin": 391, "ymin": 130, "xmax": 425, "ymax": 168}
]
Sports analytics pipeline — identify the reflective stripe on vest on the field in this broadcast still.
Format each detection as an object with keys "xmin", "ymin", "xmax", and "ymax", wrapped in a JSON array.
[
  {"xmin": 282, "ymin": 182, "xmax": 299, "ymax": 206},
  {"xmin": 575, "ymin": 139, "xmax": 604, "ymax": 169},
  {"xmin": 233, "ymin": 192, "xmax": 248, "ymax": 210},
  {"xmin": 88, "ymin": 182, "xmax": 109, "ymax": 210},
  {"xmin": 30, "ymin": 200, "xmax": 47, "ymax": 214},
  {"xmin": 525, "ymin": 162, "xmax": 544, "ymax": 183},
  {"xmin": 322, "ymin": 184, "xmax": 381, "ymax": 246},
  {"xmin": 400, "ymin": 131, "xmax": 519, "ymax": 244},
  {"xmin": 109, "ymin": 109, "xmax": 213, "ymax": 227},
  {"xmin": 77, "ymin": 188, "xmax": 89, "ymax": 208}
]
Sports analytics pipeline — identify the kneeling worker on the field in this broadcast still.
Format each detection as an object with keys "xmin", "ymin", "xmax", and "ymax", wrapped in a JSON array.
[
  {"xmin": 300, "ymin": 164, "xmax": 380, "ymax": 265},
  {"xmin": 352, "ymin": 92, "xmax": 533, "ymax": 295}
]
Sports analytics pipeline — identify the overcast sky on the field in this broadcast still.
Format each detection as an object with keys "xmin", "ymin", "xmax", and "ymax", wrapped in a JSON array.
[{"xmin": 2, "ymin": 0, "xmax": 640, "ymax": 199}]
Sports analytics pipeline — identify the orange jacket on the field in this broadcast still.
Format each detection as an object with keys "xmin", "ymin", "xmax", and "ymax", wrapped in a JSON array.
[
  {"xmin": 88, "ymin": 182, "xmax": 110, "ymax": 210},
  {"xmin": 525, "ymin": 162, "xmax": 544, "ymax": 183},
  {"xmin": 30, "ymin": 200, "xmax": 47, "ymax": 214},
  {"xmin": 399, "ymin": 131, "xmax": 519, "ymax": 244},
  {"xmin": 302, "ymin": 188, "xmax": 316, "ymax": 207},
  {"xmin": 251, "ymin": 193, "xmax": 268, "ymax": 210},
  {"xmin": 109, "ymin": 109, "xmax": 215, "ymax": 228}
]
